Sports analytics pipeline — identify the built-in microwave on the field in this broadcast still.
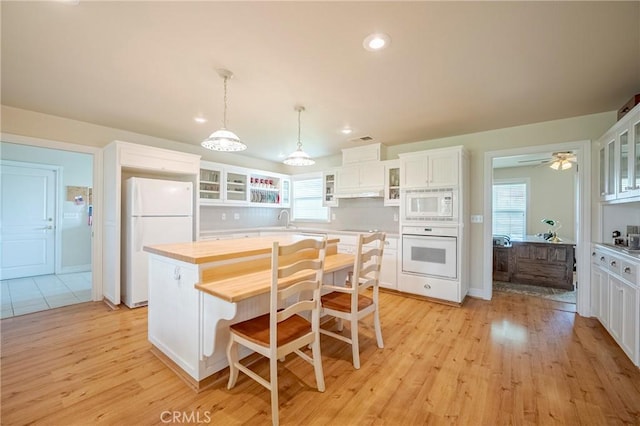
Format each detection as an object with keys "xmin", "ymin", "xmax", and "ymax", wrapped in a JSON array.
[{"xmin": 402, "ymin": 188, "xmax": 457, "ymax": 221}]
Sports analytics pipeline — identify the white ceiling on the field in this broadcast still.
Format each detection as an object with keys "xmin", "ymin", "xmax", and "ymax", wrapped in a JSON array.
[{"xmin": 2, "ymin": 1, "xmax": 639, "ymax": 164}]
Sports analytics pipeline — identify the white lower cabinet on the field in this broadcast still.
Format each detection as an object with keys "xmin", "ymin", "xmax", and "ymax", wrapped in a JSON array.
[
  {"xmin": 334, "ymin": 233, "xmax": 398, "ymax": 289},
  {"xmin": 398, "ymin": 274, "xmax": 459, "ymax": 302},
  {"xmin": 379, "ymin": 238, "xmax": 397, "ymax": 290},
  {"xmin": 590, "ymin": 244, "xmax": 639, "ymax": 367},
  {"xmin": 609, "ymin": 275, "xmax": 638, "ymax": 364}
]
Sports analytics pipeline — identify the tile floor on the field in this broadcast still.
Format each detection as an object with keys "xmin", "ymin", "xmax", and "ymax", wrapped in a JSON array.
[{"xmin": 1, "ymin": 272, "xmax": 92, "ymax": 319}]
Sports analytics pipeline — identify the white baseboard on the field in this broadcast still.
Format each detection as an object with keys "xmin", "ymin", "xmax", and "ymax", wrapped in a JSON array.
[
  {"xmin": 468, "ymin": 287, "xmax": 491, "ymax": 300},
  {"xmin": 58, "ymin": 264, "xmax": 92, "ymax": 275}
]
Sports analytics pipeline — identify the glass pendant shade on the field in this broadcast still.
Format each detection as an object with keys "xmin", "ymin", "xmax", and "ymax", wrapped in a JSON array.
[
  {"xmin": 201, "ymin": 128, "xmax": 246, "ymax": 152},
  {"xmin": 284, "ymin": 147, "xmax": 315, "ymax": 166},
  {"xmin": 283, "ymin": 105, "xmax": 314, "ymax": 166},
  {"xmin": 201, "ymin": 69, "xmax": 246, "ymax": 152}
]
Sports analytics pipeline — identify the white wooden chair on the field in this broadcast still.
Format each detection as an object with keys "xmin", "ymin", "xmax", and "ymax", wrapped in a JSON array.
[
  {"xmin": 320, "ymin": 232, "xmax": 385, "ymax": 369},
  {"xmin": 226, "ymin": 238, "xmax": 327, "ymax": 426}
]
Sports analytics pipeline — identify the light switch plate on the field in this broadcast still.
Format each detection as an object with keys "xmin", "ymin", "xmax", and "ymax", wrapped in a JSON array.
[
  {"xmin": 234, "ymin": 213, "xmax": 240, "ymax": 220},
  {"xmin": 471, "ymin": 215, "xmax": 483, "ymax": 223}
]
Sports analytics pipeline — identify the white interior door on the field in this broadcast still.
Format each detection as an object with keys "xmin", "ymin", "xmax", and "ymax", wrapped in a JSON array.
[{"xmin": 1, "ymin": 163, "xmax": 56, "ymax": 279}]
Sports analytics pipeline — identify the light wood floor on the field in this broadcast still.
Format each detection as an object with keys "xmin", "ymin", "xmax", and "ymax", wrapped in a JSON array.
[{"xmin": 2, "ymin": 290, "xmax": 639, "ymax": 425}]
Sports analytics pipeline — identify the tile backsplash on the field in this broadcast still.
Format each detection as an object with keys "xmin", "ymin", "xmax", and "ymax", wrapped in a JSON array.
[
  {"xmin": 602, "ymin": 202, "xmax": 640, "ymax": 242},
  {"xmin": 199, "ymin": 197, "xmax": 399, "ymax": 233}
]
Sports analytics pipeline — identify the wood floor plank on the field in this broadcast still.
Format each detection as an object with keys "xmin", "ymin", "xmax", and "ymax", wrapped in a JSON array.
[{"xmin": 2, "ymin": 291, "xmax": 640, "ymax": 425}]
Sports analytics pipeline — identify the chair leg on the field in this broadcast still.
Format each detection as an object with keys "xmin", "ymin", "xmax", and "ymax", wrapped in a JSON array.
[
  {"xmin": 336, "ymin": 318, "xmax": 343, "ymax": 331},
  {"xmin": 311, "ymin": 337, "xmax": 325, "ymax": 392},
  {"xmin": 226, "ymin": 336, "xmax": 239, "ymax": 389},
  {"xmin": 374, "ymin": 307, "xmax": 384, "ymax": 349},
  {"xmin": 351, "ymin": 317, "xmax": 360, "ymax": 369},
  {"xmin": 270, "ymin": 356, "xmax": 279, "ymax": 426}
]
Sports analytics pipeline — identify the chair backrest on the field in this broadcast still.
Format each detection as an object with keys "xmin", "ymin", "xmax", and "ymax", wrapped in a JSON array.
[
  {"xmin": 353, "ymin": 232, "xmax": 386, "ymax": 294},
  {"xmin": 270, "ymin": 237, "xmax": 327, "ymax": 348}
]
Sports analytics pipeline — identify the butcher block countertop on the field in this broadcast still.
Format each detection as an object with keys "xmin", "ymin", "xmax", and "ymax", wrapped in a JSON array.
[{"xmin": 144, "ymin": 234, "xmax": 340, "ymax": 264}]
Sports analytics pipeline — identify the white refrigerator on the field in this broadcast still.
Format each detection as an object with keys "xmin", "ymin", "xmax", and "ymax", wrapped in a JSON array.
[{"xmin": 122, "ymin": 177, "xmax": 193, "ymax": 308}]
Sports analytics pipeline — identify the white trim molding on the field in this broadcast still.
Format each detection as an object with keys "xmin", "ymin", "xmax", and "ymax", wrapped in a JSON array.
[{"xmin": 483, "ymin": 140, "xmax": 591, "ymax": 317}]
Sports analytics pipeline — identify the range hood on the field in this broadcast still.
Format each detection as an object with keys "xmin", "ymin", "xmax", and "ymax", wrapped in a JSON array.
[{"xmin": 334, "ymin": 189, "xmax": 384, "ymax": 199}]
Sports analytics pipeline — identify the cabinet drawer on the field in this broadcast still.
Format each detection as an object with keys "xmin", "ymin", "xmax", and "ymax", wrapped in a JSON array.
[
  {"xmin": 383, "ymin": 237, "xmax": 398, "ymax": 250},
  {"xmin": 608, "ymin": 255, "xmax": 622, "ymax": 275},
  {"xmin": 595, "ymin": 251, "xmax": 609, "ymax": 268},
  {"xmin": 399, "ymin": 273, "xmax": 460, "ymax": 303},
  {"xmin": 620, "ymin": 260, "xmax": 638, "ymax": 285}
]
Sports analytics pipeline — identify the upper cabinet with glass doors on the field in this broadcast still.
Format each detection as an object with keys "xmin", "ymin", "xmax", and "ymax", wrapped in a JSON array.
[
  {"xmin": 383, "ymin": 159, "xmax": 400, "ymax": 206},
  {"xmin": 199, "ymin": 160, "xmax": 290, "ymax": 207},
  {"xmin": 598, "ymin": 102, "xmax": 640, "ymax": 203}
]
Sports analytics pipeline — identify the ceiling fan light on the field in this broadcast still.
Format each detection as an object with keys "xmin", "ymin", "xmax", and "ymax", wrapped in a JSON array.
[
  {"xmin": 549, "ymin": 160, "xmax": 561, "ymax": 170},
  {"xmin": 561, "ymin": 160, "xmax": 572, "ymax": 170}
]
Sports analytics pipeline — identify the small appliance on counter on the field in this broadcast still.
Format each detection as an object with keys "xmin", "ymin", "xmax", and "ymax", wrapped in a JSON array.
[
  {"xmin": 492, "ymin": 235, "xmax": 511, "ymax": 247},
  {"xmin": 612, "ymin": 230, "xmax": 624, "ymax": 246}
]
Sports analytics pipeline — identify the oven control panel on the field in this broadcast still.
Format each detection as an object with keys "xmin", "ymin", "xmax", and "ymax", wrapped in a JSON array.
[{"xmin": 402, "ymin": 225, "xmax": 458, "ymax": 237}]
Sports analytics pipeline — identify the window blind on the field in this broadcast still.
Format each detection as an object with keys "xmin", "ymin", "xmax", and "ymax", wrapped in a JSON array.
[
  {"xmin": 492, "ymin": 182, "xmax": 527, "ymax": 239},
  {"xmin": 291, "ymin": 176, "xmax": 329, "ymax": 222}
]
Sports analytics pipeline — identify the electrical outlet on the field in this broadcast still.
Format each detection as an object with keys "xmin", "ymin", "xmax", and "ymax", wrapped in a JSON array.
[
  {"xmin": 393, "ymin": 213, "xmax": 398, "ymax": 222},
  {"xmin": 331, "ymin": 213, "xmax": 336, "ymax": 221},
  {"xmin": 221, "ymin": 213, "xmax": 226, "ymax": 221},
  {"xmin": 471, "ymin": 215, "xmax": 483, "ymax": 223},
  {"xmin": 234, "ymin": 213, "xmax": 240, "ymax": 220}
]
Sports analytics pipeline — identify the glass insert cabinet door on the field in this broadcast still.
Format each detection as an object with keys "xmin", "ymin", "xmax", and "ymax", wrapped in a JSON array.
[
  {"xmin": 618, "ymin": 129, "xmax": 629, "ymax": 194},
  {"xmin": 634, "ymin": 121, "xmax": 640, "ymax": 191}
]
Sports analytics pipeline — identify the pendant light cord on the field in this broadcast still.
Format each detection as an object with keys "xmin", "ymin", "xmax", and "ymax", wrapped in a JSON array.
[
  {"xmin": 297, "ymin": 108, "xmax": 302, "ymax": 149},
  {"xmin": 222, "ymin": 76, "xmax": 228, "ymax": 129}
]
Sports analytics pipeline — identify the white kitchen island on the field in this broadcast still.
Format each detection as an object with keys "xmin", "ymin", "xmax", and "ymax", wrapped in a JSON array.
[{"xmin": 143, "ymin": 235, "xmax": 352, "ymax": 391}]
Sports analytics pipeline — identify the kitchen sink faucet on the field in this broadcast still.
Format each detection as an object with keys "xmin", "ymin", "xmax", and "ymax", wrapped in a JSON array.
[{"xmin": 277, "ymin": 209, "xmax": 291, "ymax": 228}]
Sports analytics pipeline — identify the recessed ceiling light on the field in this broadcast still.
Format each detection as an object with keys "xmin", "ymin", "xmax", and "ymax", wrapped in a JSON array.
[
  {"xmin": 194, "ymin": 117, "xmax": 207, "ymax": 124},
  {"xmin": 363, "ymin": 33, "xmax": 391, "ymax": 51},
  {"xmin": 341, "ymin": 128, "xmax": 353, "ymax": 135}
]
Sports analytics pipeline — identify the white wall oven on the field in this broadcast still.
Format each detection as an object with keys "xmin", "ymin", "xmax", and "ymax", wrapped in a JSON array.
[
  {"xmin": 401, "ymin": 226, "xmax": 458, "ymax": 279},
  {"xmin": 402, "ymin": 188, "xmax": 458, "ymax": 222}
]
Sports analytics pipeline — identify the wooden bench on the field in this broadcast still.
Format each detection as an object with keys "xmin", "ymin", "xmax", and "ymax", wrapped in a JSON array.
[{"xmin": 195, "ymin": 252, "xmax": 355, "ymax": 303}]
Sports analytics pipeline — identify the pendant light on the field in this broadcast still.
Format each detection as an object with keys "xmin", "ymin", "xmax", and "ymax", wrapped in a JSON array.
[
  {"xmin": 201, "ymin": 69, "xmax": 246, "ymax": 152},
  {"xmin": 284, "ymin": 105, "xmax": 315, "ymax": 166}
]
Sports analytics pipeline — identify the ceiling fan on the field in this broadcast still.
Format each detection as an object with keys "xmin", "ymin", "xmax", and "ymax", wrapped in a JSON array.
[{"xmin": 517, "ymin": 151, "xmax": 577, "ymax": 170}]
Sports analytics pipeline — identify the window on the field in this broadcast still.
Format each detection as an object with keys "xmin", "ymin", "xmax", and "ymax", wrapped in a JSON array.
[
  {"xmin": 492, "ymin": 180, "xmax": 528, "ymax": 239},
  {"xmin": 291, "ymin": 173, "xmax": 329, "ymax": 222}
]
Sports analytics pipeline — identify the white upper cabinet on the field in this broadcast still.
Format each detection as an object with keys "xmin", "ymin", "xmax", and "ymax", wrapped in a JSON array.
[
  {"xmin": 341, "ymin": 143, "xmax": 384, "ymax": 165},
  {"xmin": 335, "ymin": 162, "xmax": 385, "ymax": 196},
  {"xmin": 199, "ymin": 163, "xmax": 223, "ymax": 204},
  {"xmin": 323, "ymin": 170, "xmax": 339, "ymax": 207},
  {"xmin": 400, "ymin": 148, "xmax": 460, "ymax": 188},
  {"xmin": 118, "ymin": 142, "xmax": 200, "ymax": 174},
  {"xmin": 334, "ymin": 143, "xmax": 386, "ymax": 197},
  {"xmin": 383, "ymin": 159, "xmax": 400, "ymax": 206},
  {"xmin": 199, "ymin": 161, "xmax": 291, "ymax": 207},
  {"xmin": 598, "ymin": 103, "xmax": 640, "ymax": 203}
]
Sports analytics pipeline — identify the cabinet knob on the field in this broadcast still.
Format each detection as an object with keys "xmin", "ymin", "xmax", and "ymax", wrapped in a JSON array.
[
  {"xmin": 610, "ymin": 260, "xmax": 617, "ymax": 267},
  {"xmin": 623, "ymin": 266, "xmax": 632, "ymax": 274},
  {"xmin": 600, "ymin": 256, "xmax": 606, "ymax": 262},
  {"xmin": 592, "ymin": 252, "xmax": 596, "ymax": 256},
  {"xmin": 423, "ymin": 284, "xmax": 431, "ymax": 290}
]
